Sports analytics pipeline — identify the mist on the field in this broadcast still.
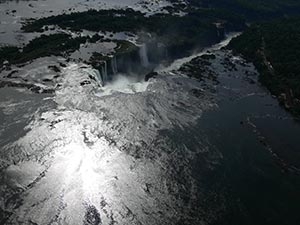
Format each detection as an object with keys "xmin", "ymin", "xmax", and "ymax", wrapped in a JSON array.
[{"xmin": 96, "ymin": 73, "xmax": 149, "ymax": 97}]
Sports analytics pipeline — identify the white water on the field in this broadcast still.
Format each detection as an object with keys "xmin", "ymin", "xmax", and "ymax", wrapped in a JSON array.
[
  {"xmin": 97, "ymin": 33, "xmax": 240, "ymax": 94},
  {"xmin": 139, "ymin": 43, "xmax": 150, "ymax": 67},
  {"xmin": 156, "ymin": 32, "xmax": 241, "ymax": 72},
  {"xmin": 111, "ymin": 56, "xmax": 118, "ymax": 75},
  {"xmin": 96, "ymin": 74, "xmax": 149, "ymax": 97},
  {"xmin": 95, "ymin": 69, "xmax": 104, "ymax": 87},
  {"xmin": 101, "ymin": 61, "xmax": 108, "ymax": 84},
  {"xmin": 0, "ymin": 34, "xmax": 244, "ymax": 225},
  {"xmin": 0, "ymin": 0, "xmax": 172, "ymax": 45}
]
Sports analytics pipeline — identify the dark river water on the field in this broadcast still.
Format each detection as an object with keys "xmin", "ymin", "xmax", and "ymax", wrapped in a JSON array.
[
  {"xmin": 1, "ymin": 1, "xmax": 300, "ymax": 224},
  {"xmin": 164, "ymin": 51, "xmax": 300, "ymax": 225}
]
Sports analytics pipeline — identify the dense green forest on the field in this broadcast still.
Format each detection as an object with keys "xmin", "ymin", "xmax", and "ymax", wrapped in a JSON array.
[
  {"xmin": 183, "ymin": 0, "xmax": 300, "ymax": 20},
  {"xmin": 21, "ymin": 8, "xmax": 244, "ymax": 50},
  {"xmin": 2, "ymin": 1, "xmax": 300, "ymax": 117},
  {"xmin": 0, "ymin": 8, "xmax": 245, "ymax": 67},
  {"xmin": 229, "ymin": 17, "xmax": 300, "ymax": 115},
  {"xmin": 3, "ymin": 0, "xmax": 300, "ymax": 68},
  {"xmin": 0, "ymin": 34, "xmax": 87, "ymax": 65}
]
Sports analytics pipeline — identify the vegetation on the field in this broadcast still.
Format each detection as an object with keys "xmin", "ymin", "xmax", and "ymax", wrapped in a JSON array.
[
  {"xmin": 0, "ymin": 46, "xmax": 20, "ymax": 66},
  {"xmin": 22, "ymin": 8, "xmax": 244, "ymax": 34},
  {"xmin": 183, "ymin": 0, "xmax": 300, "ymax": 20},
  {"xmin": 0, "ymin": 33, "xmax": 87, "ymax": 66},
  {"xmin": 229, "ymin": 17, "xmax": 300, "ymax": 115},
  {"xmin": 3, "ymin": 1, "xmax": 300, "ymax": 83},
  {"xmin": 179, "ymin": 54, "xmax": 218, "ymax": 83},
  {"xmin": 17, "ymin": 0, "xmax": 300, "ymax": 67},
  {"xmin": 114, "ymin": 40, "xmax": 139, "ymax": 55},
  {"xmin": 21, "ymin": 8, "xmax": 245, "ymax": 50},
  {"xmin": 0, "ymin": 8, "xmax": 246, "ymax": 66},
  {"xmin": 22, "ymin": 9, "xmax": 145, "ymax": 33}
]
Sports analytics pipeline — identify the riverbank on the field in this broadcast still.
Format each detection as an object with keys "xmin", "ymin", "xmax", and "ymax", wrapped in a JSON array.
[
  {"xmin": 228, "ymin": 17, "xmax": 300, "ymax": 116},
  {"xmin": 1, "ymin": 26, "xmax": 300, "ymax": 225},
  {"xmin": 1, "ymin": 1, "xmax": 300, "ymax": 225}
]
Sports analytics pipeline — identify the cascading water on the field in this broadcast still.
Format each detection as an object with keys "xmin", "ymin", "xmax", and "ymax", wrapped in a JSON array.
[
  {"xmin": 84, "ymin": 65, "xmax": 104, "ymax": 87},
  {"xmin": 94, "ymin": 69, "xmax": 103, "ymax": 86},
  {"xmin": 111, "ymin": 56, "xmax": 118, "ymax": 75},
  {"xmin": 101, "ymin": 61, "xmax": 108, "ymax": 84},
  {"xmin": 139, "ymin": 44, "xmax": 149, "ymax": 67}
]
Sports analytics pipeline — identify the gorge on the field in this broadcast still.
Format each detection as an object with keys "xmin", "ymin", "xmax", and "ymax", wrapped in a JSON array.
[{"xmin": 1, "ymin": 1, "xmax": 300, "ymax": 225}]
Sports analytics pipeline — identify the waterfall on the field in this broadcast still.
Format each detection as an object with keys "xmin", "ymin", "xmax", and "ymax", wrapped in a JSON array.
[
  {"xmin": 139, "ymin": 44, "xmax": 149, "ymax": 67},
  {"xmin": 111, "ymin": 56, "xmax": 118, "ymax": 75},
  {"xmin": 104, "ymin": 61, "xmax": 108, "ymax": 82},
  {"xmin": 101, "ymin": 61, "xmax": 108, "ymax": 84},
  {"xmin": 94, "ymin": 68, "xmax": 104, "ymax": 87}
]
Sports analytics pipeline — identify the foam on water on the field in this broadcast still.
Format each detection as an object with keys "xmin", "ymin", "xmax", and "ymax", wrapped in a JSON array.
[
  {"xmin": 0, "ymin": 34, "xmax": 248, "ymax": 225},
  {"xmin": 96, "ymin": 74, "xmax": 149, "ymax": 97},
  {"xmin": 1, "ymin": 56, "xmax": 215, "ymax": 224},
  {"xmin": 156, "ymin": 32, "xmax": 241, "ymax": 73}
]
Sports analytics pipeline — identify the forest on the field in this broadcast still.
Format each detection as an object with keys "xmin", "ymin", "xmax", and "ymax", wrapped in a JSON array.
[{"xmin": 229, "ymin": 17, "xmax": 300, "ymax": 115}]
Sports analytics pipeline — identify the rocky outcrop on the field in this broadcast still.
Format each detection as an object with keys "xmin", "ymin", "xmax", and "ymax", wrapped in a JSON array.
[
  {"xmin": 144, "ymin": 71, "xmax": 158, "ymax": 81},
  {"xmin": 0, "ymin": 80, "xmax": 55, "ymax": 94}
]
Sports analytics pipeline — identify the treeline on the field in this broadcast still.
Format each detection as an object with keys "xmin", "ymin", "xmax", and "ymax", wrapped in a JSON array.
[
  {"xmin": 0, "ymin": 8, "xmax": 246, "ymax": 67},
  {"xmin": 183, "ymin": 0, "xmax": 300, "ymax": 21},
  {"xmin": 18, "ymin": 1, "xmax": 300, "ymax": 65},
  {"xmin": 22, "ymin": 8, "xmax": 244, "ymax": 33},
  {"xmin": 229, "ymin": 17, "xmax": 300, "ymax": 115},
  {"xmin": 21, "ymin": 8, "xmax": 245, "ymax": 47},
  {"xmin": 3, "ymin": 1, "xmax": 300, "ymax": 75},
  {"xmin": 0, "ymin": 34, "xmax": 87, "ymax": 66},
  {"xmin": 0, "ymin": 32, "xmax": 145, "ymax": 68}
]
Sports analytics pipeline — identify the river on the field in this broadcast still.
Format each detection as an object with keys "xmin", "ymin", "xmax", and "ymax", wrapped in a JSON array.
[{"xmin": 0, "ymin": 8, "xmax": 300, "ymax": 225}]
